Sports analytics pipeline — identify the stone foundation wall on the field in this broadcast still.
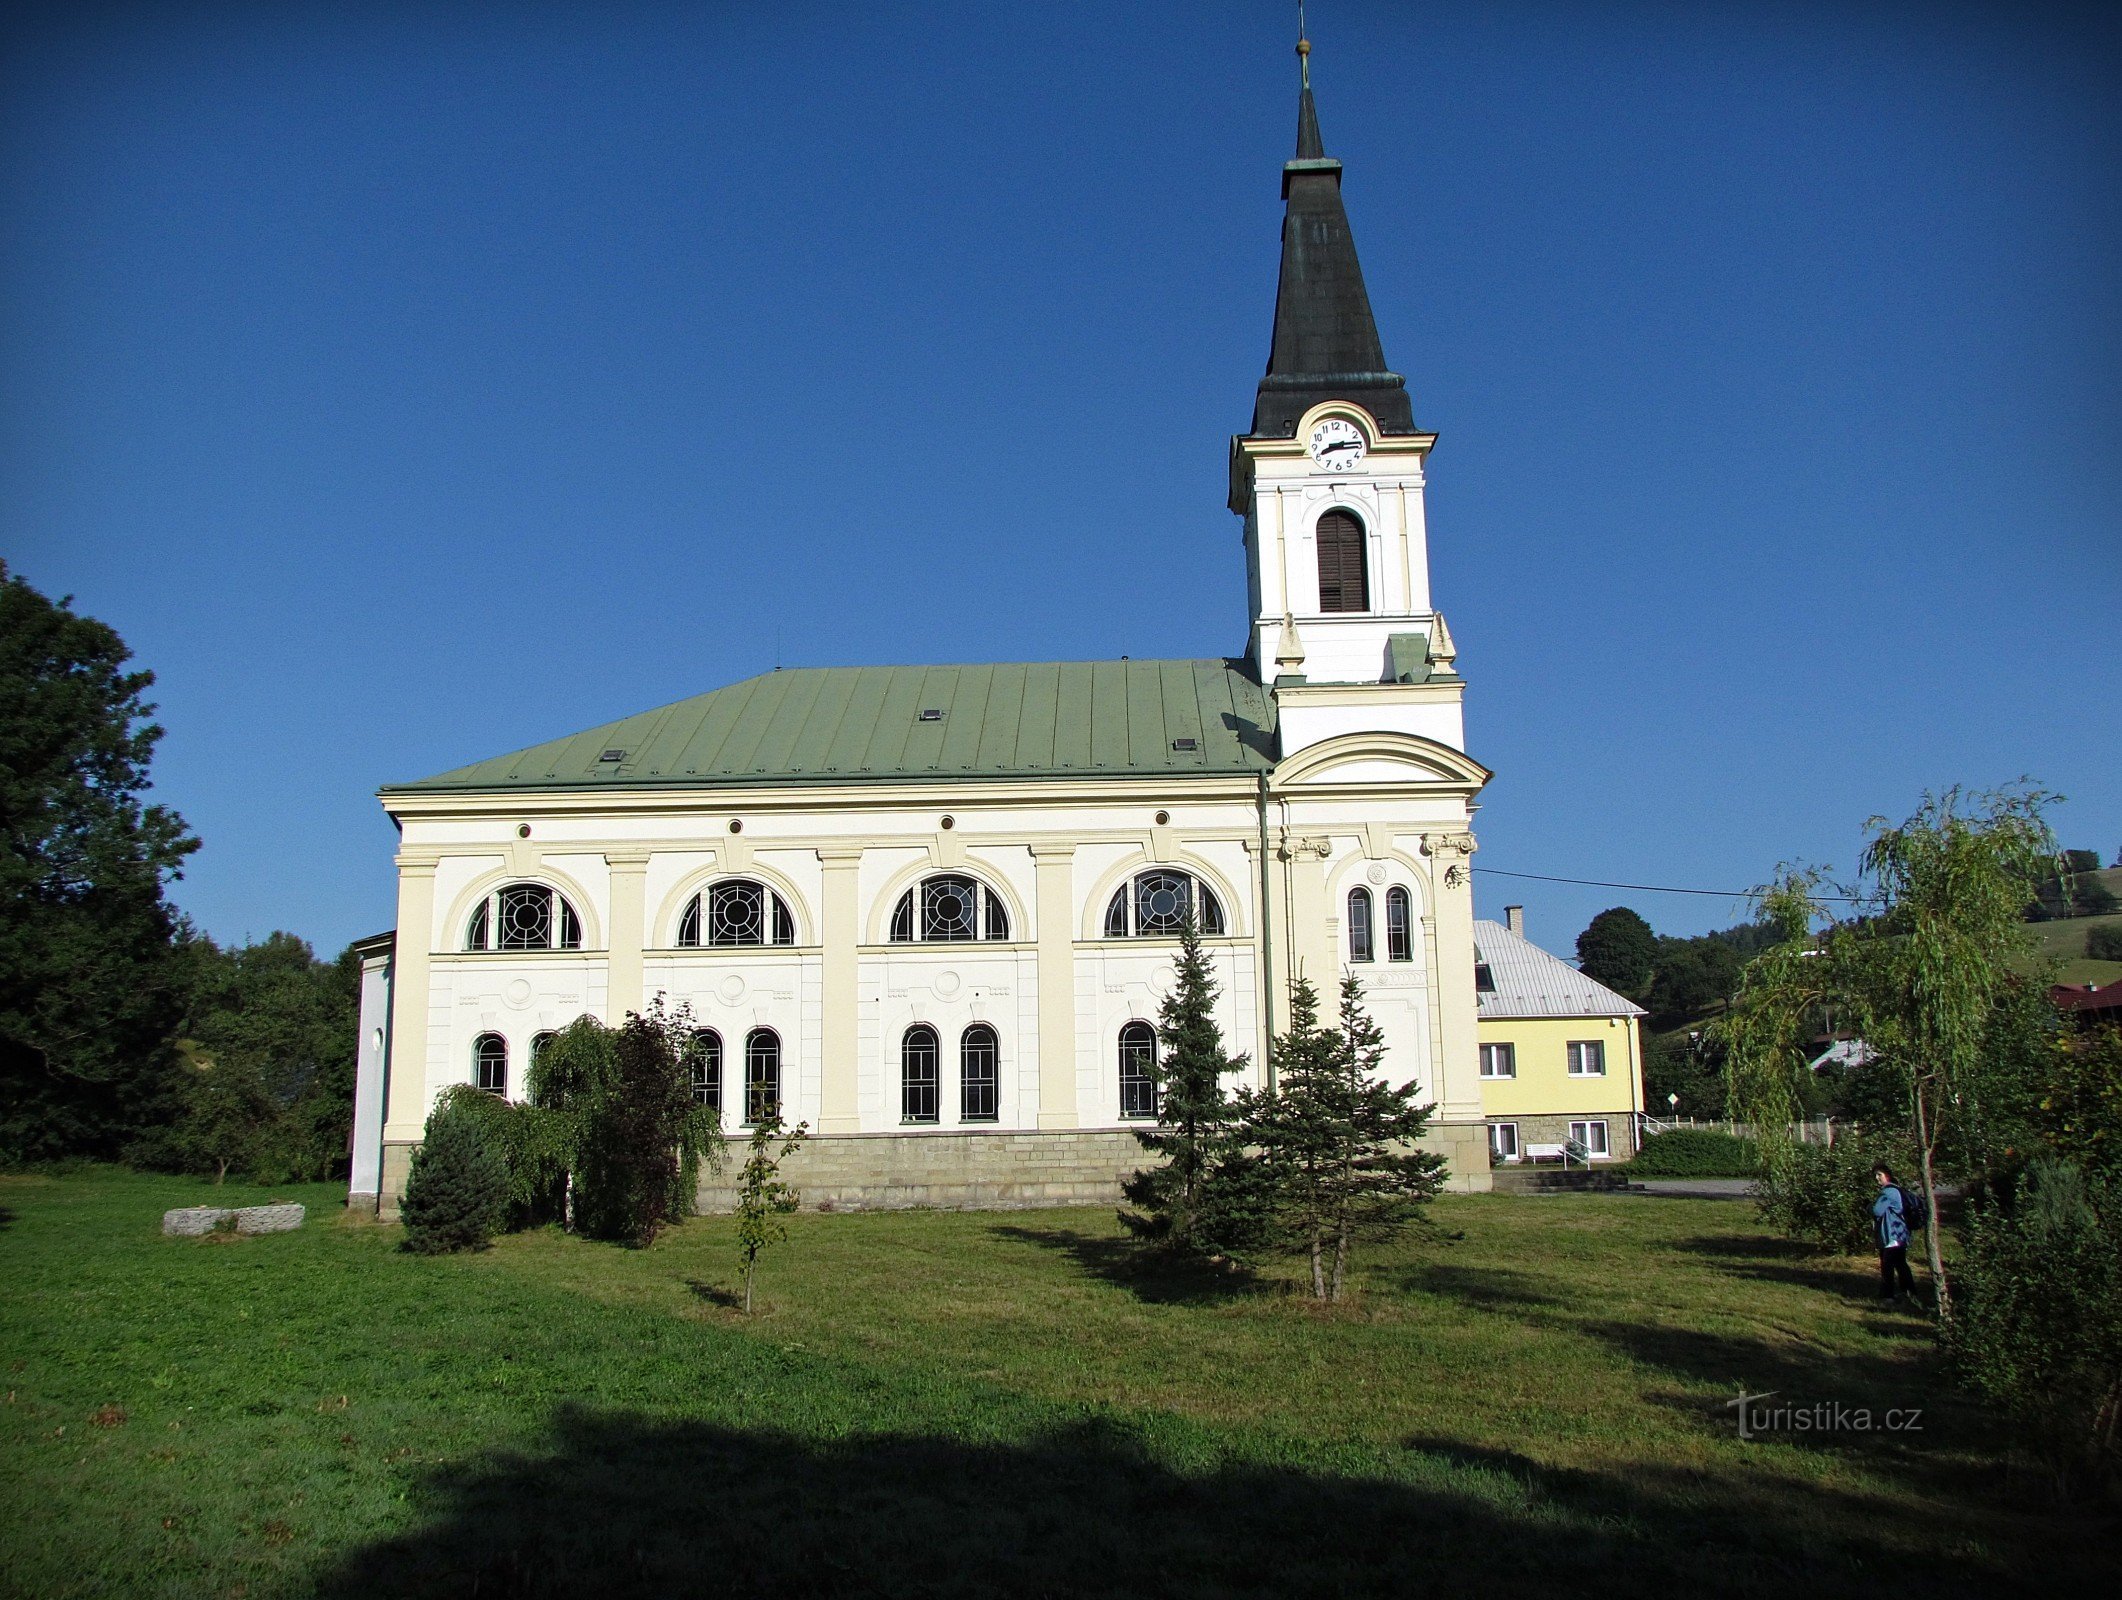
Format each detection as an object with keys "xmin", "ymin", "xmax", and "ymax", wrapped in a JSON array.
[
  {"xmin": 373, "ymin": 1121, "xmax": 1494, "ymax": 1218},
  {"xmin": 1488, "ymin": 1113, "xmax": 1638, "ymax": 1160}
]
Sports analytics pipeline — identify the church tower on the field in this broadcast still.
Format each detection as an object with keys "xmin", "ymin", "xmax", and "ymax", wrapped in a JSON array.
[{"xmin": 1232, "ymin": 51, "xmax": 1465, "ymax": 766}]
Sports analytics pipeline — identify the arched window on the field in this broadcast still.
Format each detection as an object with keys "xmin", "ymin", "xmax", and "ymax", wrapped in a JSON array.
[
  {"xmin": 1347, "ymin": 887, "xmax": 1375, "ymax": 962},
  {"xmin": 473, "ymin": 1032, "xmax": 508, "ymax": 1095},
  {"xmin": 902, "ymin": 1025, "xmax": 940, "ymax": 1124},
  {"xmin": 744, "ymin": 1028, "xmax": 780, "ymax": 1125},
  {"xmin": 1315, "ymin": 509, "xmax": 1369, "ymax": 613},
  {"xmin": 888, "ymin": 874, "xmax": 1011, "ymax": 942},
  {"xmin": 465, "ymin": 883, "xmax": 582, "ymax": 951},
  {"xmin": 960, "ymin": 1024, "xmax": 999, "ymax": 1122},
  {"xmin": 1102, "ymin": 871, "xmax": 1226, "ymax": 938},
  {"xmin": 1386, "ymin": 887, "xmax": 1414, "ymax": 962},
  {"xmin": 676, "ymin": 880, "xmax": 797, "ymax": 948},
  {"xmin": 686, "ymin": 1029, "xmax": 722, "ymax": 1111},
  {"xmin": 1118, "ymin": 1022, "xmax": 1159, "ymax": 1119}
]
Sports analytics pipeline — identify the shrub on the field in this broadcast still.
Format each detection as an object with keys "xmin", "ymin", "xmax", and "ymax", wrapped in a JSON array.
[
  {"xmin": 1624, "ymin": 1128, "xmax": 1759, "ymax": 1177},
  {"xmin": 1949, "ymin": 1158, "xmax": 2122, "ymax": 1496},
  {"xmin": 2087, "ymin": 924, "xmax": 2122, "ymax": 963},
  {"xmin": 1756, "ymin": 1135, "xmax": 1912, "ymax": 1254},
  {"xmin": 400, "ymin": 1088, "xmax": 508, "ymax": 1254},
  {"xmin": 572, "ymin": 1007, "xmax": 720, "ymax": 1247}
]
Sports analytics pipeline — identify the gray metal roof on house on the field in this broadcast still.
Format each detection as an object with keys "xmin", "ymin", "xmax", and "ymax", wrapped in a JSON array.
[
  {"xmin": 1474, "ymin": 920, "xmax": 1647, "ymax": 1020},
  {"xmin": 385, "ymin": 658, "xmax": 1279, "ymax": 795}
]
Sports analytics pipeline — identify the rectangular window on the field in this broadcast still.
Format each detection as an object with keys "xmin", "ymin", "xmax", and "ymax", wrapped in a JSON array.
[
  {"xmin": 1567, "ymin": 1040, "xmax": 1606, "ymax": 1076},
  {"xmin": 1569, "ymin": 1120, "xmax": 1610, "ymax": 1158},
  {"xmin": 1479, "ymin": 1043, "xmax": 1516, "ymax": 1079},
  {"xmin": 1489, "ymin": 1122, "xmax": 1519, "ymax": 1162}
]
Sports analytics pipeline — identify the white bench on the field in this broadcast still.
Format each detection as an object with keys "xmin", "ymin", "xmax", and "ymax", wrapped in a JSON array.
[{"xmin": 1526, "ymin": 1143, "xmax": 1567, "ymax": 1164}]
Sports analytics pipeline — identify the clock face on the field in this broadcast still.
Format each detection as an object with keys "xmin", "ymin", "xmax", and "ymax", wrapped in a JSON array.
[{"xmin": 1307, "ymin": 417, "xmax": 1367, "ymax": 470}]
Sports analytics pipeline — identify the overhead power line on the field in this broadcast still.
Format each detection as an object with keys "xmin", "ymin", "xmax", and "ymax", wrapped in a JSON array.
[{"xmin": 1472, "ymin": 866, "xmax": 1860, "ymax": 904}]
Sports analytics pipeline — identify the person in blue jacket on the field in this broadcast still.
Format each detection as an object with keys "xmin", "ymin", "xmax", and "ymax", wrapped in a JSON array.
[{"xmin": 1872, "ymin": 1165, "xmax": 1917, "ymax": 1301}]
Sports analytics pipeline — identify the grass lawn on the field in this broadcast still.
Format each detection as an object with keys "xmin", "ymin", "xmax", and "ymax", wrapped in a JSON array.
[{"xmin": 1, "ymin": 1169, "xmax": 2104, "ymax": 1598}]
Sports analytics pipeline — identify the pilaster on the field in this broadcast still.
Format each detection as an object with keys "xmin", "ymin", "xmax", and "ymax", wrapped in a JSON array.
[
  {"xmin": 1031, "ymin": 844, "xmax": 1079, "ymax": 1128},
  {"xmin": 605, "ymin": 850, "xmax": 651, "ymax": 1018},
  {"xmin": 382, "ymin": 855, "xmax": 437, "ymax": 1147},
  {"xmin": 817, "ymin": 846, "xmax": 864, "ymax": 1134},
  {"xmin": 1422, "ymin": 829, "xmax": 1484, "ymax": 1123}
]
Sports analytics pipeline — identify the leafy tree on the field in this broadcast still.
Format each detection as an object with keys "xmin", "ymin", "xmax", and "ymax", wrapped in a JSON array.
[
  {"xmin": 1575, "ymin": 907, "xmax": 1656, "ymax": 999},
  {"xmin": 1949, "ymin": 1158, "xmax": 2122, "ymax": 1495},
  {"xmin": 165, "ymin": 1053, "xmax": 280, "ymax": 1184},
  {"xmin": 734, "ymin": 1112, "xmax": 806, "ymax": 1313},
  {"xmin": 1236, "ymin": 976, "xmax": 1446, "ymax": 1302},
  {"xmin": 2064, "ymin": 849, "xmax": 2103, "ymax": 876},
  {"xmin": 2028, "ymin": 857, "xmax": 2118, "ymax": 920},
  {"xmin": 400, "ymin": 1088, "xmax": 509, "ymax": 1254},
  {"xmin": 1119, "ymin": 916, "xmax": 1251, "ymax": 1253},
  {"xmin": 172, "ymin": 931, "xmax": 359, "ymax": 1182},
  {"xmin": 2038, "ymin": 1027, "xmax": 2122, "ymax": 1180},
  {"xmin": 1723, "ymin": 788, "xmax": 2060, "ymax": 1318},
  {"xmin": 1641, "ymin": 1031, "xmax": 1727, "ymax": 1120},
  {"xmin": 567, "ymin": 1002, "xmax": 722, "ymax": 1247},
  {"xmin": 1645, "ymin": 938, "xmax": 1743, "ymax": 1019},
  {"xmin": 0, "ymin": 561, "xmax": 198, "ymax": 1163},
  {"xmin": 2088, "ymin": 925, "xmax": 2122, "ymax": 963}
]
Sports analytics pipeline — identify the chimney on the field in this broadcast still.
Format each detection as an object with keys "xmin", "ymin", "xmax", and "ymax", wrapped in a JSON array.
[{"xmin": 1505, "ymin": 905, "xmax": 1525, "ymax": 937}]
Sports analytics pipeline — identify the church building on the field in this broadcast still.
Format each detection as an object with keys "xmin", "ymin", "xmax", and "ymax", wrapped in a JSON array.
[{"xmin": 349, "ymin": 57, "xmax": 1494, "ymax": 1213}]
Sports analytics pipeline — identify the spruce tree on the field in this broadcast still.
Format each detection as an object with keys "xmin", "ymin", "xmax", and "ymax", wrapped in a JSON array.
[
  {"xmin": 1119, "ymin": 916, "xmax": 1251, "ymax": 1253},
  {"xmin": 400, "ymin": 1090, "xmax": 508, "ymax": 1255},
  {"xmin": 1240, "ymin": 975, "xmax": 1447, "ymax": 1301}
]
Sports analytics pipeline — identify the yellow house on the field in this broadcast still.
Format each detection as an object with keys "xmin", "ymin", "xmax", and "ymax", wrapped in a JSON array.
[{"xmin": 1474, "ymin": 909, "xmax": 1645, "ymax": 1163}]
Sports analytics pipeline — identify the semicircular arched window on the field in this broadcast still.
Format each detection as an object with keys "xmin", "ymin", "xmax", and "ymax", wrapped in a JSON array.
[
  {"xmin": 1118, "ymin": 1021, "xmax": 1159, "ymax": 1119},
  {"xmin": 1315, "ymin": 509, "xmax": 1369, "ymax": 613},
  {"xmin": 901, "ymin": 1025, "xmax": 940, "ymax": 1124},
  {"xmin": 686, "ymin": 1029, "xmax": 722, "ymax": 1111},
  {"xmin": 743, "ymin": 1028, "xmax": 780, "ymax": 1125},
  {"xmin": 960, "ymin": 1024, "xmax": 999, "ymax": 1123},
  {"xmin": 675, "ymin": 880, "xmax": 798, "ymax": 948},
  {"xmin": 465, "ymin": 883, "xmax": 583, "ymax": 951},
  {"xmin": 1386, "ymin": 886, "xmax": 1414, "ymax": 963},
  {"xmin": 473, "ymin": 1032, "xmax": 508, "ymax": 1095},
  {"xmin": 888, "ymin": 874, "xmax": 1011, "ymax": 943},
  {"xmin": 1101, "ymin": 871, "xmax": 1226, "ymax": 938}
]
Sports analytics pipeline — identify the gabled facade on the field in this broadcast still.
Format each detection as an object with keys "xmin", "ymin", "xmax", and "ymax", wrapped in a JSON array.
[
  {"xmin": 1473, "ymin": 911, "xmax": 1646, "ymax": 1164},
  {"xmin": 350, "ymin": 57, "xmax": 1495, "ymax": 1213}
]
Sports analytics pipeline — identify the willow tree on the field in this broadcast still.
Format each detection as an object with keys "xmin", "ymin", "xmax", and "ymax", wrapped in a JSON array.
[{"xmin": 1722, "ymin": 787, "xmax": 2058, "ymax": 1319}]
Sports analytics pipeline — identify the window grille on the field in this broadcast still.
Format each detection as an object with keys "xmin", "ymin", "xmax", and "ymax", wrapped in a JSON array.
[
  {"xmin": 1386, "ymin": 887, "xmax": 1413, "ymax": 962},
  {"xmin": 902, "ymin": 1026, "xmax": 940, "ymax": 1123},
  {"xmin": 888, "ymin": 875, "xmax": 1011, "ymax": 942},
  {"xmin": 675, "ymin": 880, "xmax": 796, "ymax": 948},
  {"xmin": 1348, "ymin": 887, "xmax": 1375, "ymax": 962},
  {"xmin": 1102, "ymin": 873, "xmax": 1225, "ymax": 937},
  {"xmin": 744, "ymin": 1029, "xmax": 780, "ymax": 1124},
  {"xmin": 466, "ymin": 883, "xmax": 583, "ymax": 951},
  {"xmin": 688, "ymin": 1030, "xmax": 722, "ymax": 1111},
  {"xmin": 960, "ymin": 1024, "xmax": 999, "ymax": 1122},
  {"xmin": 1118, "ymin": 1021, "xmax": 1158, "ymax": 1119},
  {"xmin": 473, "ymin": 1033, "xmax": 507, "ymax": 1095}
]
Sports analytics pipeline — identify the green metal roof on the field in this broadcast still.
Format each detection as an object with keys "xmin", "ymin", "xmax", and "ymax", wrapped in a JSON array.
[{"xmin": 386, "ymin": 659, "xmax": 1279, "ymax": 795}]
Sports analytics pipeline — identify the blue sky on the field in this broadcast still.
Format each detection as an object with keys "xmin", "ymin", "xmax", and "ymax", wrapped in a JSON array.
[{"xmin": 5, "ymin": 0, "xmax": 2117, "ymax": 960}]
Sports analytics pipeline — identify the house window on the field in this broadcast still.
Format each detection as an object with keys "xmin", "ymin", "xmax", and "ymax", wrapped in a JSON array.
[
  {"xmin": 744, "ymin": 1028, "xmax": 780, "ymax": 1124},
  {"xmin": 1386, "ymin": 887, "xmax": 1413, "ymax": 962},
  {"xmin": 1489, "ymin": 1122, "xmax": 1520, "ymax": 1162},
  {"xmin": 676, "ymin": 880, "xmax": 797, "ymax": 947},
  {"xmin": 902, "ymin": 1025, "xmax": 941, "ymax": 1124},
  {"xmin": 1347, "ymin": 888, "xmax": 1374, "ymax": 963},
  {"xmin": 960, "ymin": 1024, "xmax": 999, "ymax": 1122},
  {"xmin": 1102, "ymin": 872, "xmax": 1226, "ymax": 938},
  {"xmin": 465, "ymin": 883, "xmax": 582, "ymax": 951},
  {"xmin": 1570, "ymin": 1119, "xmax": 1610, "ymax": 1158},
  {"xmin": 687, "ymin": 1029, "xmax": 722, "ymax": 1111},
  {"xmin": 888, "ymin": 875, "xmax": 1011, "ymax": 942},
  {"xmin": 1315, "ymin": 509, "xmax": 1369, "ymax": 613},
  {"xmin": 1118, "ymin": 1021, "xmax": 1158, "ymax": 1119},
  {"xmin": 1479, "ymin": 1043, "xmax": 1516, "ymax": 1079},
  {"xmin": 473, "ymin": 1033, "xmax": 507, "ymax": 1095},
  {"xmin": 1567, "ymin": 1040, "xmax": 1606, "ymax": 1077}
]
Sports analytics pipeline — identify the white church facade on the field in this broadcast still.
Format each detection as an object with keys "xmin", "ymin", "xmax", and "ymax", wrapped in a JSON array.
[{"xmin": 349, "ymin": 68, "xmax": 1495, "ymax": 1213}]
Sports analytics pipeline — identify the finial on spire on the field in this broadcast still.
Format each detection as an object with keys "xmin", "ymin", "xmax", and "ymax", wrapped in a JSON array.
[{"xmin": 1297, "ymin": 1, "xmax": 1311, "ymax": 89}]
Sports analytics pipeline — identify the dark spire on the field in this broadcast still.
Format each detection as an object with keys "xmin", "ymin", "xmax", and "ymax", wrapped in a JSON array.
[{"xmin": 1250, "ymin": 41, "xmax": 1413, "ymax": 439}]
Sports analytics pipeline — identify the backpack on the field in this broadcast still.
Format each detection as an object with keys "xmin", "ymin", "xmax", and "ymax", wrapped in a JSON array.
[{"xmin": 1899, "ymin": 1185, "xmax": 1930, "ymax": 1233}]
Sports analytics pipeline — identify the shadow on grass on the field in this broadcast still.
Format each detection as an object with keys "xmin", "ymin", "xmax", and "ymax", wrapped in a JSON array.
[
  {"xmin": 0, "ymin": 1206, "xmax": 13, "ymax": 1232},
  {"xmin": 986, "ymin": 1223, "xmax": 1259, "ymax": 1305},
  {"xmin": 1392, "ymin": 1262, "xmax": 1560, "ymax": 1311},
  {"xmin": 685, "ymin": 1279, "xmax": 743, "ymax": 1311},
  {"xmin": 311, "ymin": 1404, "xmax": 2035, "ymax": 1600},
  {"xmin": 1666, "ymin": 1232, "xmax": 1877, "ymax": 1300}
]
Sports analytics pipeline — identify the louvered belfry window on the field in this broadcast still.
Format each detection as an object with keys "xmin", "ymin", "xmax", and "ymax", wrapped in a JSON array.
[{"xmin": 1315, "ymin": 510, "xmax": 1369, "ymax": 613}]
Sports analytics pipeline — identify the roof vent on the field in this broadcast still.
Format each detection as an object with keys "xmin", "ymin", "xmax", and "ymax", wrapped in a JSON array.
[
  {"xmin": 598, "ymin": 748, "xmax": 626, "ymax": 763},
  {"xmin": 1171, "ymin": 737, "xmax": 1199, "ymax": 751},
  {"xmin": 918, "ymin": 708, "xmax": 945, "ymax": 722}
]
